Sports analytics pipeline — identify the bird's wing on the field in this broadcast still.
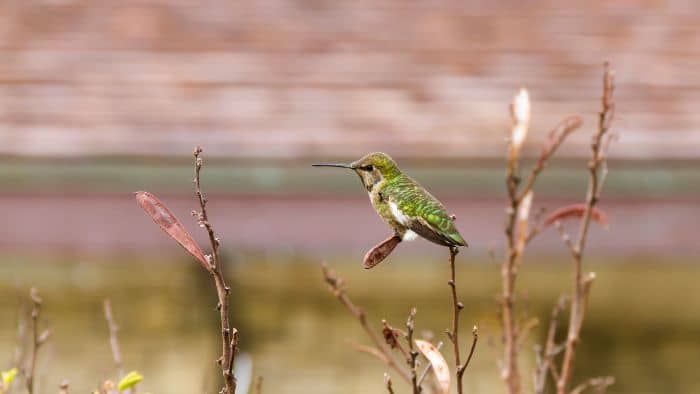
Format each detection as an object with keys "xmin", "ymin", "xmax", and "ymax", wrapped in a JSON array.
[{"xmin": 384, "ymin": 175, "xmax": 467, "ymax": 247}]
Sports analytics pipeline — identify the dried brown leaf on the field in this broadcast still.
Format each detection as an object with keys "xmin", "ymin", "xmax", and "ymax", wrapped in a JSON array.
[
  {"xmin": 415, "ymin": 339, "xmax": 450, "ymax": 394},
  {"xmin": 135, "ymin": 191, "xmax": 209, "ymax": 270},
  {"xmin": 543, "ymin": 204, "xmax": 608, "ymax": 229},
  {"xmin": 363, "ymin": 235, "xmax": 402, "ymax": 269}
]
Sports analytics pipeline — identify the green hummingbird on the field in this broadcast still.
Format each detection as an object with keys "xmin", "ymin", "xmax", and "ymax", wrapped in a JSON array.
[{"xmin": 313, "ymin": 152, "xmax": 467, "ymax": 268}]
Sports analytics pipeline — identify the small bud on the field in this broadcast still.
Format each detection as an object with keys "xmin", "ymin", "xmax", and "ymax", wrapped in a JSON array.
[
  {"xmin": 509, "ymin": 88, "xmax": 531, "ymax": 161},
  {"xmin": 518, "ymin": 191, "xmax": 533, "ymax": 222},
  {"xmin": 512, "ymin": 88, "xmax": 530, "ymax": 126}
]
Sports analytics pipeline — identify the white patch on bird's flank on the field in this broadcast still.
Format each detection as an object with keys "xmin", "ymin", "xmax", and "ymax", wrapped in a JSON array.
[
  {"xmin": 389, "ymin": 201, "xmax": 410, "ymax": 225},
  {"xmin": 402, "ymin": 230, "xmax": 418, "ymax": 241}
]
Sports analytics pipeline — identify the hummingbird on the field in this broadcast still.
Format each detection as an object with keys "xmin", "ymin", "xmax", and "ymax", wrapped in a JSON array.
[{"xmin": 313, "ymin": 152, "xmax": 467, "ymax": 269}]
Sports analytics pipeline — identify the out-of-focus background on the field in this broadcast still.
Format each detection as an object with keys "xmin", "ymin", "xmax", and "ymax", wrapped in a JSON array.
[{"xmin": 0, "ymin": 1, "xmax": 699, "ymax": 393}]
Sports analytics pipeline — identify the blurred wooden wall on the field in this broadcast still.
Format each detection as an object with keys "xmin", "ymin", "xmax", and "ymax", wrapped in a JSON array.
[{"xmin": 0, "ymin": 0, "xmax": 699, "ymax": 160}]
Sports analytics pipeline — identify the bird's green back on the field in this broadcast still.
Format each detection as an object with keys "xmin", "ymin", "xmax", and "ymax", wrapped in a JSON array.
[{"xmin": 381, "ymin": 174, "xmax": 466, "ymax": 246}]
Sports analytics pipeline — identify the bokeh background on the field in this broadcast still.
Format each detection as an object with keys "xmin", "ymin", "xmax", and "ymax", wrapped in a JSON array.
[{"xmin": 0, "ymin": 1, "xmax": 699, "ymax": 393}]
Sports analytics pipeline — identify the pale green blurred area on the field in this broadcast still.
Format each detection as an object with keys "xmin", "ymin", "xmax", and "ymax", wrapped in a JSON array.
[
  {"xmin": 0, "ymin": 159, "xmax": 698, "ymax": 198},
  {"xmin": 0, "ymin": 253, "xmax": 698, "ymax": 394}
]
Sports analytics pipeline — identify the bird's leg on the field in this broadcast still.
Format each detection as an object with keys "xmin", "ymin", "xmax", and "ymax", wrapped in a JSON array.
[{"xmin": 363, "ymin": 235, "xmax": 402, "ymax": 269}]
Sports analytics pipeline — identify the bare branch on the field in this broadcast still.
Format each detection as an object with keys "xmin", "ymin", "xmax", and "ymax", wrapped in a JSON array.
[
  {"xmin": 103, "ymin": 299, "xmax": 124, "ymax": 378},
  {"xmin": 463, "ymin": 326, "xmax": 478, "ymax": 373},
  {"xmin": 570, "ymin": 376, "xmax": 615, "ymax": 394},
  {"xmin": 517, "ymin": 318, "xmax": 539, "ymax": 349},
  {"xmin": 384, "ymin": 373, "xmax": 395, "ymax": 394},
  {"xmin": 517, "ymin": 116, "xmax": 583, "ymax": 201},
  {"xmin": 534, "ymin": 296, "xmax": 566, "ymax": 394},
  {"xmin": 350, "ymin": 341, "xmax": 391, "ymax": 364},
  {"xmin": 193, "ymin": 147, "xmax": 237, "ymax": 394},
  {"xmin": 25, "ymin": 288, "xmax": 49, "ymax": 394},
  {"xmin": 405, "ymin": 308, "xmax": 420, "ymax": 394},
  {"xmin": 321, "ymin": 264, "xmax": 411, "ymax": 382},
  {"xmin": 556, "ymin": 63, "xmax": 616, "ymax": 394},
  {"xmin": 446, "ymin": 247, "xmax": 468, "ymax": 394}
]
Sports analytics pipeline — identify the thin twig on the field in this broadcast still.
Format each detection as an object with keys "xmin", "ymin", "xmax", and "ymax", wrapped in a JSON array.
[
  {"xmin": 446, "ymin": 246, "xmax": 467, "ymax": 394},
  {"xmin": 569, "ymin": 376, "xmax": 615, "ymax": 394},
  {"xmin": 534, "ymin": 296, "xmax": 566, "ymax": 394},
  {"xmin": 25, "ymin": 288, "xmax": 50, "ymax": 394},
  {"xmin": 405, "ymin": 308, "xmax": 420, "ymax": 394},
  {"xmin": 193, "ymin": 147, "xmax": 237, "ymax": 394},
  {"xmin": 321, "ymin": 264, "xmax": 411, "ymax": 382},
  {"xmin": 517, "ymin": 318, "xmax": 539, "ymax": 349},
  {"xmin": 463, "ymin": 326, "xmax": 479, "ymax": 373},
  {"xmin": 384, "ymin": 373, "xmax": 395, "ymax": 394},
  {"xmin": 350, "ymin": 341, "xmax": 391, "ymax": 364},
  {"xmin": 103, "ymin": 300, "xmax": 124, "ymax": 378},
  {"xmin": 556, "ymin": 63, "xmax": 615, "ymax": 394},
  {"xmin": 517, "ymin": 116, "xmax": 583, "ymax": 202},
  {"xmin": 502, "ymin": 148, "xmax": 522, "ymax": 394}
]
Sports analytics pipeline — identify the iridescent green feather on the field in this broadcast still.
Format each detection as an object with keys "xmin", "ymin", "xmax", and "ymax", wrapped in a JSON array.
[{"xmin": 381, "ymin": 174, "xmax": 466, "ymax": 247}]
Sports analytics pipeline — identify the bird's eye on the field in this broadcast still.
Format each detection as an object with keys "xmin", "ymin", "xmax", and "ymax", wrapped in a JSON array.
[{"xmin": 364, "ymin": 165, "xmax": 374, "ymax": 171}]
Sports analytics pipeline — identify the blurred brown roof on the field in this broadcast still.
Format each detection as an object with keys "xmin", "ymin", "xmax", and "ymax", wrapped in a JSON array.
[{"xmin": 1, "ymin": 1, "xmax": 699, "ymax": 160}]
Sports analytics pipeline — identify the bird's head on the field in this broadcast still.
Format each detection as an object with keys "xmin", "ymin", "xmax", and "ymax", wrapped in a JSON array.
[{"xmin": 312, "ymin": 152, "xmax": 401, "ymax": 192}]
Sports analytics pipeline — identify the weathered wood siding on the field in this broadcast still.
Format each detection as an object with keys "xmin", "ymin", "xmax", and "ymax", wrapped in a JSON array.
[{"xmin": 1, "ymin": 1, "xmax": 699, "ymax": 159}]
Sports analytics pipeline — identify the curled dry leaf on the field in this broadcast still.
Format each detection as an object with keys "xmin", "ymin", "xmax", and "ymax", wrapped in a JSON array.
[
  {"xmin": 415, "ymin": 339, "xmax": 450, "ymax": 394},
  {"xmin": 363, "ymin": 235, "xmax": 402, "ymax": 269},
  {"xmin": 135, "ymin": 191, "xmax": 209, "ymax": 270},
  {"xmin": 543, "ymin": 204, "xmax": 608, "ymax": 229}
]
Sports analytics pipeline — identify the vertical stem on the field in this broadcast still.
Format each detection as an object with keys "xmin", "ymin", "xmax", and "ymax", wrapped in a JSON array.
[
  {"xmin": 103, "ymin": 299, "xmax": 124, "ymax": 378},
  {"xmin": 447, "ymin": 247, "xmax": 465, "ymax": 394},
  {"xmin": 194, "ymin": 147, "xmax": 237, "ymax": 394},
  {"xmin": 406, "ymin": 308, "xmax": 420, "ymax": 394},
  {"xmin": 26, "ymin": 288, "xmax": 45, "ymax": 394},
  {"xmin": 502, "ymin": 174, "xmax": 522, "ymax": 394},
  {"xmin": 556, "ymin": 63, "xmax": 614, "ymax": 394}
]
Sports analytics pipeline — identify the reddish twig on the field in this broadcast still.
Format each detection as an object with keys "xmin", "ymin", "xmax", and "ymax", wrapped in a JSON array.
[
  {"xmin": 556, "ymin": 63, "xmax": 615, "ymax": 394},
  {"xmin": 463, "ymin": 326, "xmax": 478, "ymax": 373},
  {"xmin": 446, "ymin": 247, "xmax": 468, "ymax": 394},
  {"xmin": 193, "ymin": 147, "xmax": 238, "ymax": 394}
]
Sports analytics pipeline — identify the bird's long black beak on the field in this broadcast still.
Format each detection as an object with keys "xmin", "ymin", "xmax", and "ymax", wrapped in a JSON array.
[{"xmin": 311, "ymin": 163, "xmax": 354, "ymax": 169}]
